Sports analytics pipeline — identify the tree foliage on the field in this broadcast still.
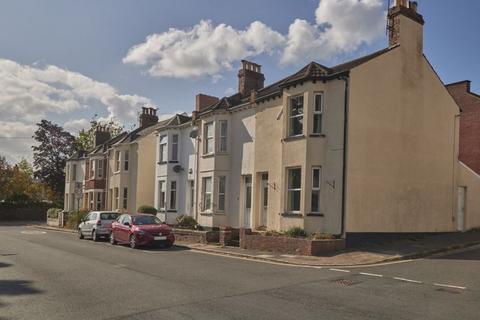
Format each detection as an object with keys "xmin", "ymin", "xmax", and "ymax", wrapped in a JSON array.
[
  {"xmin": 32, "ymin": 120, "xmax": 77, "ymax": 199},
  {"xmin": 75, "ymin": 119, "xmax": 123, "ymax": 151}
]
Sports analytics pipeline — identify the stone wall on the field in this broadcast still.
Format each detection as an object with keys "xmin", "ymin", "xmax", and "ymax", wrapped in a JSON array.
[{"xmin": 173, "ymin": 229, "xmax": 219, "ymax": 244}]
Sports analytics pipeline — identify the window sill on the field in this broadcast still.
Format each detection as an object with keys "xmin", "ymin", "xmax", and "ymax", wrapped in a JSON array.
[
  {"xmin": 282, "ymin": 135, "xmax": 305, "ymax": 142},
  {"xmin": 200, "ymin": 212, "xmax": 213, "ymax": 216},
  {"xmin": 202, "ymin": 153, "xmax": 215, "ymax": 158},
  {"xmin": 157, "ymin": 161, "xmax": 168, "ymax": 165},
  {"xmin": 309, "ymin": 133, "xmax": 326, "ymax": 138},
  {"xmin": 306, "ymin": 213, "xmax": 324, "ymax": 217},
  {"xmin": 280, "ymin": 212, "xmax": 303, "ymax": 218}
]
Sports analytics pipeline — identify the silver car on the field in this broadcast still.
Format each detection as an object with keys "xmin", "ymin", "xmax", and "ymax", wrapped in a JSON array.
[{"xmin": 78, "ymin": 211, "xmax": 119, "ymax": 241}]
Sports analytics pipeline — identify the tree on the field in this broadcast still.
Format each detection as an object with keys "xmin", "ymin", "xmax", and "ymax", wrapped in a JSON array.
[
  {"xmin": 75, "ymin": 118, "xmax": 123, "ymax": 151},
  {"xmin": 32, "ymin": 120, "xmax": 77, "ymax": 199},
  {"xmin": 0, "ymin": 155, "xmax": 12, "ymax": 200}
]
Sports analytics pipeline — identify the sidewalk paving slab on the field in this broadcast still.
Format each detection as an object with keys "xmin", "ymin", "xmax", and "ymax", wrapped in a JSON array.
[{"xmin": 28, "ymin": 224, "xmax": 480, "ymax": 267}]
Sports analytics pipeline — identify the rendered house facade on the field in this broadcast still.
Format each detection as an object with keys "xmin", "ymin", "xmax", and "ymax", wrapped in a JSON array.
[{"xmin": 64, "ymin": 151, "xmax": 86, "ymax": 212}]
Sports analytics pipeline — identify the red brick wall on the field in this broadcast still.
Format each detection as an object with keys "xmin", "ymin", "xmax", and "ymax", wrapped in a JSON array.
[{"xmin": 447, "ymin": 81, "xmax": 480, "ymax": 174}]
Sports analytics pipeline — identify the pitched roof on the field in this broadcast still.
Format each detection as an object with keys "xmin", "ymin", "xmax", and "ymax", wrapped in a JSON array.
[{"xmin": 198, "ymin": 46, "xmax": 396, "ymax": 116}]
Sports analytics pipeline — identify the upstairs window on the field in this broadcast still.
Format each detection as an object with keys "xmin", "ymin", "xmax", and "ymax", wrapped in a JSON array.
[
  {"xmin": 219, "ymin": 121, "xmax": 228, "ymax": 152},
  {"xmin": 171, "ymin": 134, "xmax": 178, "ymax": 161},
  {"xmin": 313, "ymin": 93, "xmax": 323, "ymax": 134},
  {"xmin": 289, "ymin": 95, "xmax": 304, "ymax": 137},
  {"xmin": 97, "ymin": 159, "xmax": 103, "ymax": 178},
  {"xmin": 287, "ymin": 168, "xmax": 302, "ymax": 213},
  {"xmin": 114, "ymin": 151, "xmax": 120, "ymax": 172},
  {"xmin": 159, "ymin": 135, "xmax": 167, "ymax": 163},
  {"xmin": 90, "ymin": 161, "xmax": 95, "ymax": 179},
  {"xmin": 204, "ymin": 122, "xmax": 214, "ymax": 154},
  {"xmin": 124, "ymin": 151, "xmax": 129, "ymax": 171},
  {"xmin": 311, "ymin": 167, "xmax": 322, "ymax": 213}
]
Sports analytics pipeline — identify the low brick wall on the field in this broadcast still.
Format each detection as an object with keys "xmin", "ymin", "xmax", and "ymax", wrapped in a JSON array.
[
  {"xmin": 240, "ymin": 229, "xmax": 345, "ymax": 256},
  {"xmin": 219, "ymin": 227, "xmax": 239, "ymax": 246},
  {"xmin": 173, "ymin": 228, "xmax": 219, "ymax": 244},
  {"xmin": 0, "ymin": 204, "xmax": 49, "ymax": 221}
]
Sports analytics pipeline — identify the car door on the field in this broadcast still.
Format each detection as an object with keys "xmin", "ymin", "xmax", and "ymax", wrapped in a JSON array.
[
  {"xmin": 117, "ymin": 215, "xmax": 131, "ymax": 243},
  {"xmin": 80, "ymin": 213, "xmax": 91, "ymax": 234},
  {"xmin": 86, "ymin": 212, "xmax": 97, "ymax": 235},
  {"xmin": 112, "ymin": 215, "xmax": 124, "ymax": 242}
]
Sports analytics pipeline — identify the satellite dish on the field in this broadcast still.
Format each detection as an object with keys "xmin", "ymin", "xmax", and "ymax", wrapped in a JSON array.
[
  {"xmin": 189, "ymin": 128, "xmax": 198, "ymax": 138},
  {"xmin": 173, "ymin": 165, "xmax": 183, "ymax": 173}
]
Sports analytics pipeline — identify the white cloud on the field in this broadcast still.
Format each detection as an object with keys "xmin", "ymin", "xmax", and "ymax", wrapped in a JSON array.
[
  {"xmin": 0, "ymin": 59, "xmax": 154, "ymax": 163},
  {"xmin": 64, "ymin": 118, "xmax": 91, "ymax": 134},
  {"xmin": 124, "ymin": 0, "xmax": 386, "ymax": 78}
]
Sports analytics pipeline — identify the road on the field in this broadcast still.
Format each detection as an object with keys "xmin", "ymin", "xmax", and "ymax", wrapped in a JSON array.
[{"xmin": 0, "ymin": 225, "xmax": 479, "ymax": 320}]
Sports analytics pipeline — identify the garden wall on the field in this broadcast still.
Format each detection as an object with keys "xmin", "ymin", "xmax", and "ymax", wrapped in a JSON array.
[
  {"xmin": 0, "ymin": 203, "xmax": 49, "ymax": 221},
  {"xmin": 173, "ymin": 229, "xmax": 219, "ymax": 244}
]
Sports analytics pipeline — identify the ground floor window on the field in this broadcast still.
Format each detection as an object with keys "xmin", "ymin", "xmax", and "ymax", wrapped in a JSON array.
[
  {"xmin": 202, "ymin": 177, "xmax": 212, "ymax": 211},
  {"xmin": 114, "ymin": 188, "xmax": 119, "ymax": 210},
  {"xmin": 158, "ymin": 181, "xmax": 166, "ymax": 210},
  {"xmin": 123, "ymin": 187, "xmax": 128, "ymax": 210},
  {"xmin": 311, "ymin": 167, "xmax": 322, "ymax": 213},
  {"xmin": 169, "ymin": 181, "xmax": 177, "ymax": 210},
  {"xmin": 287, "ymin": 168, "xmax": 302, "ymax": 213},
  {"xmin": 96, "ymin": 192, "xmax": 102, "ymax": 210},
  {"xmin": 218, "ymin": 176, "xmax": 226, "ymax": 211}
]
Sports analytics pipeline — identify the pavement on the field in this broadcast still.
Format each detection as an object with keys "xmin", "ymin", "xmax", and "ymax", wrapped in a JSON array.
[
  {"xmin": 31, "ymin": 223, "xmax": 480, "ymax": 267},
  {"xmin": 1, "ymin": 224, "xmax": 479, "ymax": 319}
]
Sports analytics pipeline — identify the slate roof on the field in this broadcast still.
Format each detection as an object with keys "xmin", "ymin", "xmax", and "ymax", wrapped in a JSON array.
[{"xmin": 198, "ymin": 46, "xmax": 397, "ymax": 116}]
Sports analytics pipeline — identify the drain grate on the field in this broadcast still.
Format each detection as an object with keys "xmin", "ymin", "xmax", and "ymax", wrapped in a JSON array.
[{"xmin": 331, "ymin": 279, "xmax": 361, "ymax": 287}]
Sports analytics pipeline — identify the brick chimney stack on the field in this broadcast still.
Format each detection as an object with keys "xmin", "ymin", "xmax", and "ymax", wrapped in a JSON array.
[
  {"xmin": 238, "ymin": 60, "xmax": 265, "ymax": 97},
  {"xmin": 139, "ymin": 107, "xmax": 158, "ymax": 128},
  {"xmin": 388, "ymin": 0, "xmax": 424, "ymax": 53},
  {"xmin": 93, "ymin": 125, "xmax": 111, "ymax": 147},
  {"xmin": 195, "ymin": 94, "xmax": 219, "ymax": 112}
]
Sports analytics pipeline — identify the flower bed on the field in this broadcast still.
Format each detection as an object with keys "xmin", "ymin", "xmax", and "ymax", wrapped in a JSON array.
[{"xmin": 239, "ymin": 229, "xmax": 345, "ymax": 256}]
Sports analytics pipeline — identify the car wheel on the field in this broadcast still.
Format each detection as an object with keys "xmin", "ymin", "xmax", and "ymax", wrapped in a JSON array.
[
  {"xmin": 109, "ymin": 232, "xmax": 117, "ymax": 245},
  {"xmin": 78, "ymin": 228, "xmax": 84, "ymax": 239},
  {"xmin": 92, "ymin": 229, "xmax": 98, "ymax": 242},
  {"xmin": 129, "ymin": 235, "xmax": 138, "ymax": 249}
]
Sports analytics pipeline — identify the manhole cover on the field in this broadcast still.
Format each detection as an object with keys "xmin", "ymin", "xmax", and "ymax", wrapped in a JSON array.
[
  {"xmin": 21, "ymin": 230, "xmax": 46, "ymax": 235},
  {"xmin": 331, "ymin": 279, "xmax": 361, "ymax": 287}
]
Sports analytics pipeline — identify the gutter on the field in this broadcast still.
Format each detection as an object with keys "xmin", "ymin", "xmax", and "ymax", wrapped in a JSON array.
[{"xmin": 339, "ymin": 74, "xmax": 350, "ymax": 238}]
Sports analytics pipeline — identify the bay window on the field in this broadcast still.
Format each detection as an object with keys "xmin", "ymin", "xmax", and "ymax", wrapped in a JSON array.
[
  {"xmin": 288, "ymin": 95, "xmax": 304, "ymax": 137},
  {"xmin": 171, "ymin": 134, "xmax": 178, "ymax": 161},
  {"xmin": 159, "ymin": 135, "xmax": 167, "ymax": 163},
  {"xmin": 218, "ymin": 176, "xmax": 226, "ymax": 211},
  {"xmin": 204, "ymin": 122, "xmax": 214, "ymax": 154},
  {"xmin": 170, "ymin": 181, "xmax": 177, "ymax": 210},
  {"xmin": 313, "ymin": 93, "xmax": 323, "ymax": 134},
  {"xmin": 219, "ymin": 121, "xmax": 228, "ymax": 152},
  {"xmin": 158, "ymin": 180, "xmax": 166, "ymax": 210},
  {"xmin": 311, "ymin": 167, "xmax": 322, "ymax": 213},
  {"xmin": 287, "ymin": 168, "xmax": 302, "ymax": 213},
  {"xmin": 202, "ymin": 177, "xmax": 212, "ymax": 211}
]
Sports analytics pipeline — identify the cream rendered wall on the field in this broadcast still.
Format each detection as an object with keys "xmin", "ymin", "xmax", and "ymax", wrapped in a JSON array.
[
  {"xmin": 254, "ymin": 80, "xmax": 345, "ymax": 235},
  {"xmin": 458, "ymin": 162, "xmax": 480, "ymax": 230},
  {"xmin": 134, "ymin": 132, "xmax": 156, "ymax": 213},
  {"xmin": 346, "ymin": 40, "xmax": 460, "ymax": 232},
  {"xmin": 106, "ymin": 145, "xmax": 130, "ymax": 212}
]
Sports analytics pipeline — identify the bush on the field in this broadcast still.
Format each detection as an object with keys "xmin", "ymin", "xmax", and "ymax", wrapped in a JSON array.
[
  {"xmin": 176, "ymin": 215, "xmax": 199, "ymax": 230},
  {"xmin": 66, "ymin": 210, "xmax": 89, "ymax": 229},
  {"xmin": 284, "ymin": 227, "xmax": 307, "ymax": 238},
  {"xmin": 47, "ymin": 208, "xmax": 62, "ymax": 219},
  {"xmin": 137, "ymin": 205, "xmax": 157, "ymax": 214},
  {"xmin": 308, "ymin": 232, "xmax": 335, "ymax": 240}
]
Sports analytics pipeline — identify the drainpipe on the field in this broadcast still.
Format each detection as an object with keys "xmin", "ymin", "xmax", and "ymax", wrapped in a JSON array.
[
  {"xmin": 339, "ymin": 74, "xmax": 350, "ymax": 239},
  {"xmin": 194, "ymin": 122, "xmax": 200, "ymax": 223}
]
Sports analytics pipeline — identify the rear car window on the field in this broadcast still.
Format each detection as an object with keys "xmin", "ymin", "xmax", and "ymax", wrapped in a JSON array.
[{"xmin": 100, "ymin": 213, "xmax": 118, "ymax": 220}]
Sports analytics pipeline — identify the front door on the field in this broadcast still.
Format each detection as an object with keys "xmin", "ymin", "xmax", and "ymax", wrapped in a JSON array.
[
  {"xmin": 457, "ymin": 187, "xmax": 466, "ymax": 232},
  {"xmin": 244, "ymin": 176, "xmax": 252, "ymax": 228},
  {"xmin": 260, "ymin": 174, "xmax": 268, "ymax": 227}
]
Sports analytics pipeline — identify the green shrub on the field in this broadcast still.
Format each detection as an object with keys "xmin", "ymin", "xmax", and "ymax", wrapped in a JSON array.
[
  {"xmin": 47, "ymin": 208, "xmax": 62, "ymax": 219},
  {"xmin": 66, "ymin": 210, "xmax": 89, "ymax": 229},
  {"xmin": 137, "ymin": 205, "xmax": 157, "ymax": 214},
  {"xmin": 284, "ymin": 227, "xmax": 307, "ymax": 238},
  {"xmin": 176, "ymin": 215, "xmax": 199, "ymax": 230},
  {"xmin": 308, "ymin": 232, "xmax": 335, "ymax": 240}
]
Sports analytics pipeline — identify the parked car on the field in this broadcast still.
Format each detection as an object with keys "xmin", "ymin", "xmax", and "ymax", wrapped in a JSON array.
[
  {"xmin": 78, "ymin": 211, "xmax": 119, "ymax": 241},
  {"xmin": 110, "ymin": 213, "xmax": 175, "ymax": 249}
]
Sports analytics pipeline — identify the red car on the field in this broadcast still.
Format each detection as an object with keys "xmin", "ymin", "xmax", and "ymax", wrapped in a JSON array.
[{"xmin": 110, "ymin": 213, "xmax": 175, "ymax": 249}]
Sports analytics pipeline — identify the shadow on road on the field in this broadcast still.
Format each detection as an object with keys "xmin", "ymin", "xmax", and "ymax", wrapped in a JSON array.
[
  {"xmin": 0, "ymin": 221, "xmax": 45, "ymax": 227},
  {"xmin": 0, "ymin": 280, "xmax": 42, "ymax": 296},
  {"xmin": 0, "ymin": 262, "xmax": 12, "ymax": 268}
]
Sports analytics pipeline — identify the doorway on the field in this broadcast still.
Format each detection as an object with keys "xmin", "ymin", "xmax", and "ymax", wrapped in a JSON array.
[
  {"xmin": 244, "ymin": 175, "xmax": 252, "ymax": 228},
  {"xmin": 260, "ymin": 173, "xmax": 269, "ymax": 227},
  {"xmin": 457, "ymin": 187, "xmax": 466, "ymax": 232}
]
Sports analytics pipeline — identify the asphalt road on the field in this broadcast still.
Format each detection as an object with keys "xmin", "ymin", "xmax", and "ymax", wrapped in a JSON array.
[{"xmin": 0, "ymin": 225, "xmax": 479, "ymax": 320}]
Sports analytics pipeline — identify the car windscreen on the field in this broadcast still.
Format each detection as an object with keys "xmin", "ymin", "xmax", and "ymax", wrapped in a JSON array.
[
  {"xmin": 100, "ymin": 213, "xmax": 118, "ymax": 220},
  {"xmin": 132, "ymin": 215, "xmax": 162, "ymax": 225}
]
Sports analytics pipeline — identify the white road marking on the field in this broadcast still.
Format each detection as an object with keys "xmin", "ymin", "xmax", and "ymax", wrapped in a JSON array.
[
  {"xmin": 21, "ymin": 230, "xmax": 46, "ymax": 235},
  {"xmin": 359, "ymin": 272, "xmax": 383, "ymax": 278},
  {"xmin": 329, "ymin": 268, "xmax": 350, "ymax": 273},
  {"xmin": 393, "ymin": 277, "xmax": 422, "ymax": 284},
  {"xmin": 433, "ymin": 283, "xmax": 467, "ymax": 290}
]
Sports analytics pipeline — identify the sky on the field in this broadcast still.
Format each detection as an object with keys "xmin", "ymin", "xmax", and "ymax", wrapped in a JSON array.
[{"xmin": 0, "ymin": 0, "xmax": 479, "ymax": 164}]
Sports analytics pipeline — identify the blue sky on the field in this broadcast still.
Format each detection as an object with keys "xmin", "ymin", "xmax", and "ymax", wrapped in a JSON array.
[{"xmin": 0, "ymin": 0, "xmax": 479, "ymax": 163}]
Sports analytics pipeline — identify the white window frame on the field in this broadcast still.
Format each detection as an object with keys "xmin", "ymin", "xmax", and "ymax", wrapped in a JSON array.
[
  {"xmin": 311, "ymin": 166, "xmax": 322, "ymax": 213},
  {"xmin": 219, "ymin": 120, "xmax": 228, "ymax": 153},
  {"xmin": 96, "ymin": 192, "xmax": 102, "ymax": 210},
  {"xmin": 171, "ymin": 134, "xmax": 179, "ymax": 161},
  {"xmin": 218, "ymin": 176, "xmax": 226, "ymax": 212},
  {"xmin": 97, "ymin": 159, "xmax": 103, "ymax": 178},
  {"xmin": 288, "ymin": 95, "xmax": 304, "ymax": 137},
  {"xmin": 159, "ymin": 135, "xmax": 167, "ymax": 163},
  {"xmin": 90, "ymin": 161, "xmax": 95, "ymax": 180},
  {"xmin": 158, "ymin": 180, "xmax": 166, "ymax": 211},
  {"xmin": 313, "ymin": 93, "xmax": 323, "ymax": 135},
  {"xmin": 202, "ymin": 177, "xmax": 212, "ymax": 211},
  {"xmin": 169, "ymin": 181, "xmax": 177, "ymax": 210},
  {"xmin": 114, "ymin": 188, "xmax": 119, "ymax": 210},
  {"xmin": 287, "ymin": 167, "xmax": 302, "ymax": 213},
  {"xmin": 204, "ymin": 122, "xmax": 214, "ymax": 155},
  {"xmin": 123, "ymin": 187, "xmax": 128, "ymax": 210},
  {"xmin": 114, "ymin": 151, "xmax": 120, "ymax": 173},
  {"xmin": 124, "ymin": 151, "xmax": 129, "ymax": 171}
]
